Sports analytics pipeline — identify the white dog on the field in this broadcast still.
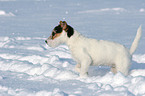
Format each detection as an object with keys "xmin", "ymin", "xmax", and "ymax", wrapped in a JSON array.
[{"xmin": 45, "ymin": 21, "xmax": 142, "ymax": 77}]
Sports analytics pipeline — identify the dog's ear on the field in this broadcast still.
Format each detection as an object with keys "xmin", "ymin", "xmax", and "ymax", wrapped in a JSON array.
[
  {"xmin": 66, "ymin": 25, "xmax": 74, "ymax": 38},
  {"xmin": 59, "ymin": 21, "xmax": 67, "ymax": 30},
  {"xmin": 59, "ymin": 21, "xmax": 74, "ymax": 38}
]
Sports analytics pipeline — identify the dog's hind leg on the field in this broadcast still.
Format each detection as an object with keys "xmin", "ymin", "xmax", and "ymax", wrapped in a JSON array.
[
  {"xmin": 114, "ymin": 57, "xmax": 131, "ymax": 76},
  {"xmin": 111, "ymin": 64, "xmax": 117, "ymax": 74}
]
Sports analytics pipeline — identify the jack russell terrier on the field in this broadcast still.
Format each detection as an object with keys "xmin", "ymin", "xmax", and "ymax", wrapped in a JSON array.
[{"xmin": 45, "ymin": 21, "xmax": 142, "ymax": 78}]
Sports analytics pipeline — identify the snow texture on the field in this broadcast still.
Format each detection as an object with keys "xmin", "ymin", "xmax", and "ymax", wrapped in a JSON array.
[
  {"xmin": 0, "ymin": 0, "xmax": 145, "ymax": 96},
  {"xmin": 0, "ymin": 10, "xmax": 15, "ymax": 16}
]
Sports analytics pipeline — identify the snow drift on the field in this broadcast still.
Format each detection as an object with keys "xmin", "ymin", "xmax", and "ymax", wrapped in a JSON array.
[
  {"xmin": 0, "ymin": 36, "xmax": 145, "ymax": 96},
  {"xmin": 0, "ymin": 10, "xmax": 15, "ymax": 16}
]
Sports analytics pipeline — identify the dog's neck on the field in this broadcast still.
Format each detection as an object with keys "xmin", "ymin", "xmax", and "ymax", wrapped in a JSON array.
[{"xmin": 66, "ymin": 30, "xmax": 82, "ymax": 47}]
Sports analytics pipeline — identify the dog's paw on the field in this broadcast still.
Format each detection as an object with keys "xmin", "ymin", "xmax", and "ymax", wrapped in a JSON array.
[
  {"xmin": 75, "ymin": 67, "xmax": 81, "ymax": 73},
  {"xmin": 80, "ymin": 72, "xmax": 88, "ymax": 78}
]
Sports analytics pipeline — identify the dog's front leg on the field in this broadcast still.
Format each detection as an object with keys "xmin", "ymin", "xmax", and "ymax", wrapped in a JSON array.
[
  {"xmin": 75, "ymin": 64, "xmax": 81, "ymax": 73},
  {"xmin": 79, "ymin": 55, "xmax": 91, "ymax": 78}
]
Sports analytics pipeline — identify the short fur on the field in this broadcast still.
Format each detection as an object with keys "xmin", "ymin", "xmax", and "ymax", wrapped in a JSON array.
[{"xmin": 45, "ymin": 21, "xmax": 142, "ymax": 78}]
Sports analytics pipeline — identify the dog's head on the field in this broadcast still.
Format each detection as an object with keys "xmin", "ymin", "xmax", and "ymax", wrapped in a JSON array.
[{"xmin": 45, "ymin": 21, "xmax": 74, "ymax": 47}]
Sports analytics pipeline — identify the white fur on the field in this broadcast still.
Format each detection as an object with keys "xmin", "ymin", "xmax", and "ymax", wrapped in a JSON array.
[
  {"xmin": 46, "ymin": 26, "xmax": 142, "ymax": 77},
  {"xmin": 130, "ymin": 25, "xmax": 142, "ymax": 55}
]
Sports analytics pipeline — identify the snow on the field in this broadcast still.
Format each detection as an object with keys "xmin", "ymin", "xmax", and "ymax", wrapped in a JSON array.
[
  {"xmin": 0, "ymin": 10, "xmax": 15, "ymax": 16},
  {"xmin": 133, "ymin": 54, "xmax": 145, "ymax": 63},
  {"xmin": 78, "ymin": 8, "xmax": 126, "ymax": 14},
  {"xmin": 0, "ymin": 0, "xmax": 145, "ymax": 96},
  {"xmin": 139, "ymin": 8, "xmax": 145, "ymax": 12}
]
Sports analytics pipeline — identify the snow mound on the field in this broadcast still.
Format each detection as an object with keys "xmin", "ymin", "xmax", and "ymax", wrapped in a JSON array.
[
  {"xmin": 0, "ymin": 36, "xmax": 145, "ymax": 96},
  {"xmin": 0, "ymin": 85, "xmax": 70, "ymax": 96},
  {"xmin": 139, "ymin": 8, "xmax": 145, "ymax": 12},
  {"xmin": 0, "ymin": 10, "xmax": 15, "ymax": 16},
  {"xmin": 133, "ymin": 54, "xmax": 145, "ymax": 63},
  {"xmin": 78, "ymin": 8, "xmax": 126, "ymax": 14},
  {"xmin": 0, "ymin": 0, "xmax": 15, "ymax": 1}
]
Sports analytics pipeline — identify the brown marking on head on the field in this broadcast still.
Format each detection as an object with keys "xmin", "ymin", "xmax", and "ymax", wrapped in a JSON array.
[
  {"xmin": 49, "ymin": 21, "xmax": 74, "ymax": 40},
  {"xmin": 59, "ymin": 21, "xmax": 68, "ymax": 30},
  {"xmin": 49, "ymin": 25, "xmax": 63, "ymax": 40},
  {"xmin": 59, "ymin": 21, "xmax": 74, "ymax": 38},
  {"xmin": 51, "ymin": 32, "xmax": 62, "ymax": 40}
]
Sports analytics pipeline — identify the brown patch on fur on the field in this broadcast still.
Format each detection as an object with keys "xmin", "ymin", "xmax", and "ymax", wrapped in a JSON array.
[
  {"xmin": 59, "ymin": 21, "xmax": 74, "ymax": 38},
  {"xmin": 60, "ymin": 21, "xmax": 67, "ymax": 30},
  {"xmin": 75, "ymin": 64, "xmax": 81, "ymax": 73},
  {"xmin": 51, "ymin": 32, "xmax": 62, "ymax": 40},
  {"xmin": 111, "ymin": 64, "xmax": 117, "ymax": 74}
]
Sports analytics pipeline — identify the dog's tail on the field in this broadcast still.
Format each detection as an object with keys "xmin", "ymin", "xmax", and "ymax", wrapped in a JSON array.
[{"xmin": 130, "ymin": 25, "xmax": 142, "ymax": 55}]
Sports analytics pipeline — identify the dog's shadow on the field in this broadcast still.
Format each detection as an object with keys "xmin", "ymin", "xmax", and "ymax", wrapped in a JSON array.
[
  {"xmin": 88, "ymin": 61, "xmax": 145, "ymax": 77},
  {"xmin": 130, "ymin": 61, "xmax": 145, "ymax": 70},
  {"xmin": 88, "ymin": 66, "xmax": 110, "ymax": 77}
]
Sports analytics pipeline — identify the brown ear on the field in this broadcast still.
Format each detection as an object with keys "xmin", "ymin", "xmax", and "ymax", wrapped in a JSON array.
[{"xmin": 59, "ymin": 21, "xmax": 67, "ymax": 30}]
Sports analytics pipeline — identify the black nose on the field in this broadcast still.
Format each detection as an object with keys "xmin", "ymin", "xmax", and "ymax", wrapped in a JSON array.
[{"xmin": 45, "ymin": 40, "xmax": 47, "ymax": 43}]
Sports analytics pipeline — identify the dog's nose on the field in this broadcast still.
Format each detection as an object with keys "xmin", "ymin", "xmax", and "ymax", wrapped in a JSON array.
[{"xmin": 45, "ymin": 40, "xmax": 47, "ymax": 43}]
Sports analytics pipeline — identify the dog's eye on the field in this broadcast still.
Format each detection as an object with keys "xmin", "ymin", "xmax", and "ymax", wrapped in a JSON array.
[{"xmin": 52, "ymin": 32, "xmax": 55, "ymax": 36}]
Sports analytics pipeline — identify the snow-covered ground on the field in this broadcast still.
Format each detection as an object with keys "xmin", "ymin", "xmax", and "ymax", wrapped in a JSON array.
[{"xmin": 0, "ymin": 0, "xmax": 145, "ymax": 96}]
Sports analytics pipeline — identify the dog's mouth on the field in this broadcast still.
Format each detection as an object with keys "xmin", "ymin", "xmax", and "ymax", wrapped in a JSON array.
[{"xmin": 45, "ymin": 39, "xmax": 59, "ymax": 48}]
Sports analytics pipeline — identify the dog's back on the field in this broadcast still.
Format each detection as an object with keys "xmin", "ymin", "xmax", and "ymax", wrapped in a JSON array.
[{"xmin": 83, "ymin": 38, "xmax": 131, "ymax": 65}]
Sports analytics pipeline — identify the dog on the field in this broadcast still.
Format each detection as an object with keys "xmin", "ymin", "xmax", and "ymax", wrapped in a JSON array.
[{"xmin": 45, "ymin": 21, "xmax": 142, "ymax": 77}]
